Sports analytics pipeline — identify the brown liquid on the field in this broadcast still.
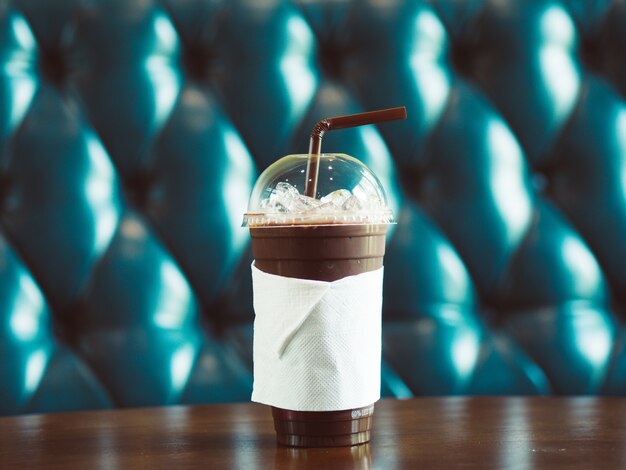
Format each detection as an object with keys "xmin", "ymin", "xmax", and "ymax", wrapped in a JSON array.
[
  {"xmin": 250, "ymin": 223, "xmax": 387, "ymax": 281},
  {"xmin": 250, "ymin": 223, "xmax": 388, "ymax": 447}
]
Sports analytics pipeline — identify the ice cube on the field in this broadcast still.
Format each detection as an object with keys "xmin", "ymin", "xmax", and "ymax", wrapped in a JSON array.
[
  {"xmin": 263, "ymin": 182, "xmax": 323, "ymax": 213},
  {"xmin": 260, "ymin": 182, "xmax": 384, "ymax": 217},
  {"xmin": 341, "ymin": 195, "xmax": 363, "ymax": 211},
  {"xmin": 292, "ymin": 194, "xmax": 322, "ymax": 212},
  {"xmin": 320, "ymin": 189, "xmax": 352, "ymax": 208},
  {"xmin": 274, "ymin": 182, "xmax": 299, "ymax": 196}
]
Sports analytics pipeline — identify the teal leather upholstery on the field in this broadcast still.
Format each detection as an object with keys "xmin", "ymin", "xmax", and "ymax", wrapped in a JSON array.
[{"xmin": 1, "ymin": 0, "xmax": 625, "ymax": 415}]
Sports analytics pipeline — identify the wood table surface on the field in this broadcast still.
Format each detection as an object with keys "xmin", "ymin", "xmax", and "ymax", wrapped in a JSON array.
[{"xmin": 1, "ymin": 397, "xmax": 626, "ymax": 469}]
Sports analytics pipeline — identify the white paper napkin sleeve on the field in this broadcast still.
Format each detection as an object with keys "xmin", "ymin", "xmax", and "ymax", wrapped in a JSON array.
[{"xmin": 251, "ymin": 263, "xmax": 383, "ymax": 411}]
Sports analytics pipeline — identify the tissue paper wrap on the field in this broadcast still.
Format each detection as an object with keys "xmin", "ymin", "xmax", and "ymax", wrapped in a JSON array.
[{"xmin": 251, "ymin": 263, "xmax": 383, "ymax": 411}]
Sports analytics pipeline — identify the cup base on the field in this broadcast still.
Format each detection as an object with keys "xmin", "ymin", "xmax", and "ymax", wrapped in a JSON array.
[
  {"xmin": 276, "ymin": 430, "xmax": 371, "ymax": 447},
  {"xmin": 271, "ymin": 404, "xmax": 374, "ymax": 448}
]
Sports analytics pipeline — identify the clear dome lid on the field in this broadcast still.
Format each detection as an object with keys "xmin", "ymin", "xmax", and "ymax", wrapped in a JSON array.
[{"xmin": 242, "ymin": 153, "xmax": 394, "ymax": 227}]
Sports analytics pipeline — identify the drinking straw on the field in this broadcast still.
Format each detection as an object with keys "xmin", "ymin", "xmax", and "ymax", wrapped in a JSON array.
[{"xmin": 304, "ymin": 107, "xmax": 407, "ymax": 198}]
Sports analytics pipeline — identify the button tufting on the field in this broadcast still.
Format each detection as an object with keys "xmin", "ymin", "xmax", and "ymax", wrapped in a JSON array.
[
  {"xmin": 0, "ymin": 0, "xmax": 625, "ymax": 415},
  {"xmin": 38, "ymin": 47, "xmax": 68, "ymax": 85}
]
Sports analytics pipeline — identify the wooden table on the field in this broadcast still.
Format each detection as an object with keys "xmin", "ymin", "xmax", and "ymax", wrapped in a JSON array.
[{"xmin": 1, "ymin": 397, "xmax": 625, "ymax": 469}]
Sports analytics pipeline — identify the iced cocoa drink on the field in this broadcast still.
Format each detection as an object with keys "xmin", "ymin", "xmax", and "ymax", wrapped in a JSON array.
[
  {"xmin": 251, "ymin": 223, "xmax": 387, "ymax": 446},
  {"xmin": 243, "ymin": 108, "xmax": 406, "ymax": 447},
  {"xmin": 252, "ymin": 223, "xmax": 387, "ymax": 446}
]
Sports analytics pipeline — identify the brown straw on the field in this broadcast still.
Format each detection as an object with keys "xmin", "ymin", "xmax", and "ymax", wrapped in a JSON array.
[{"xmin": 304, "ymin": 106, "xmax": 407, "ymax": 198}]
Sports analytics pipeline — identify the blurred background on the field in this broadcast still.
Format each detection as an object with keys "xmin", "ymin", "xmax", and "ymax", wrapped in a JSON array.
[{"xmin": 2, "ymin": 0, "xmax": 626, "ymax": 416}]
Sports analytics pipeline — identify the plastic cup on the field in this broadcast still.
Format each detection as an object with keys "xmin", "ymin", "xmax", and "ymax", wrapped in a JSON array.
[
  {"xmin": 243, "ymin": 107, "xmax": 405, "ymax": 447},
  {"xmin": 244, "ymin": 153, "xmax": 393, "ymax": 447}
]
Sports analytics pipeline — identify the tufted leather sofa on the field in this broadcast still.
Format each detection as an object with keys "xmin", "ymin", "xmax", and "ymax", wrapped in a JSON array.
[{"xmin": 1, "ymin": 0, "xmax": 626, "ymax": 416}]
